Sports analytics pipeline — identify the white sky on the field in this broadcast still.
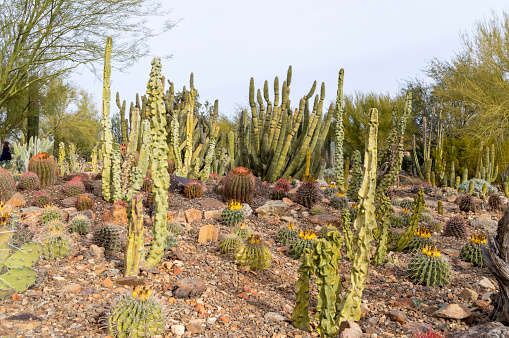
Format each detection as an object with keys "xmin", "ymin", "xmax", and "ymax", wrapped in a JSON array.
[{"xmin": 73, "ymin": 0, "xmax": 509, "ymax": 118}]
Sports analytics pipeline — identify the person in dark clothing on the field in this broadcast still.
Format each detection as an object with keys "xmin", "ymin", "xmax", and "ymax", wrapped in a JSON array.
[{"xmin": 0, "ymin": 142, "xmax": 12, "ymax": 162}]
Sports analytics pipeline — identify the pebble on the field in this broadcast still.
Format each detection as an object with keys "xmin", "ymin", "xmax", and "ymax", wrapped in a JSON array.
[{"xmin": 171, "ymin": 324, "xmax": 185, "ymax": 336}]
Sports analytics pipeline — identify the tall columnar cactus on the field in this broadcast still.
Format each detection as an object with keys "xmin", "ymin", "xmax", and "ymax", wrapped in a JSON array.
[
  {"xmin": 373, "ymin": 196, "xmax": 391, "ymax": 266},
  {"xmin": 68, "ymin": 142, "xmax": 76, "ymax": 173},
  {"xmin": 58, "ymin": 142, "xmax": 66, "ymax": 176},
  {"xmin": 145, "ymin": 58, "xmax": 171, "ymax": 268},
  {"xmin": 347, "ymin": 150, "xmax": 362, "ymax": 202},
  {"xmin": 391, "ymin": 190, "xmax": 425, "ymax": 252},
  {"xmin": 101, "ymin": 37, "xmax": 114, "ymax": 202},
  {"xmin": 0, "ymin": 168, "xmax": 16, "ymax": 203},
  {"xmin": 27, "ymin": 152, "xmax": 59, "ymax": 187},
  {"xmin": 450, "ymin": 161, "xmax": 456, "ymax": 189},
  {"xmin": 341, "ymin": 209, "xmax": 354, "ymax": 261},
  {"xmin": 111, "ymin": 143, "xmax": 122, "ymax": 202},
  {"xmin": 334, "ymin": 69, "xmax": 345, "ymax": 192}
]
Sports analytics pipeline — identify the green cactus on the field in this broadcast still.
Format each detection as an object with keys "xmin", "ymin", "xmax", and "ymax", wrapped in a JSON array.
[
  {"xmin": 324, "ymin": 185, "xmax": 338, "ymax": 198},
  {"xmin": 219, "ymin": 234, "xmax": 241, "ymax": 254},
  {"xmin": 289, "ymin": 229, "xmax": 317, "ymax": 259},
  {"xmin": 91, "ymin": 144, "xmax": 98, "ymax": 174},
  {"xmin": 183, "ymin": 181, "xmax": 203, "ymax": 199},
  {"xmin": 221, "ymin": 208, "xmax": 245, "ymax": 227},
  {"xmin": 42, "ymin": 235, "xmax": 70, "ymax": 260},
  {"xmin": 101, "ymin": 37, "xmax": 113, "ymax": 202},
  {"xmin": 234, "ymin": 234, "xmax": 271, "ymax": 271},
  {"xmin": 334, "ymin": 69, "xmax": 345, "ymax": 192},
  {"xmin": 64, "ymin": 178, "xmax": 85, "ymax": 197},
  {"xmin": 111, "ymin": 143, "xmax": 122, "ymax": 202},
  {"xmin": 438, "ymin": 200, "xmax": 443, "ymax": 215},
  {"xmin": 469, "ymin": 179, "xmax": 474, "ymax": 194},
  {"xmin": 75, "ymin": 194, "xmax": 93, "ymax": 211},
  {"xmin": 19, "ymin": 171, "xmax": 40, "ymax": 190},
  {"xmin": 166, "ymin": 222, "xmax": 182, "ymax": 236},
  {"xmin": 459, "ymin": 194, "xmax": 477, "ymax": 213},
  {"xmin": 27, "ymin": 152, "xmax": 59, "ymax": 187},
  {"xmin": 31, "ymin": 191, "xmax": 53, "ymax": 208},
  {"xmin": 482, "ymin": 183, "xmax": 487, "ymax": 196},
  {"xmin": 504, "ymin": 182, "xmax": 509, "ymax": 198},
  {"xmin": 108, "ymin": 286, "xmax": 165, "ymax": 338},
  {"xmin": 330, "ymin": 194, "xmax": 348, "ymax": 210},
  {"xmin": 165, "ymin": 233, "xmax": 177, "ymax": 251},
  {"xmin": 460, "ymin": 234, "xmax": 486, "ymax": 268},
  {"xmin": 233, "ymin": 225, "xmax": 253, "ymax": 241},
  {"xmin": 373, "ymin": 196, "xmax": 391, "ymax": 266},
  {"xmin": 489, "ymin": 194, "xmax": 503, "ymax": 211},
  {"xmin": 69, "ymin": 214, "xmax": 91, "ymax": 235},
  {"xmin": 341, "ymin": 209, "xmax": 354, "ymax": 261},
  {"xmin": 58, "ymin": 142, "xmax": 66, "ymax": 175},
  {"xmin": 223, "ymin": 167, "xmax": 256, "ymax": 203},
  {"xmin": 408, "ymin": 246, "xmax": 451, "ymax": 286},
  {"xmin": 391, "ymin": 190, "xmax": 425, "ymax": 252},
  {"xmin": 443, "ymin": 216, "xmax": 467, "ymax": 239},
  {"xmin": 347, "ymin": 150, "xmax": 362, "ymax": 202},
  {"xmin": 405, "ymin": 225, "xmax": 434, "ymax": 253},
  {"xmin": 318, "ymin": 223, "xmax": 340, "ymax": 239},
  {"xmin": 93, "ymin": 224, "xmax": 121, "ymax": 254},
  {"xmin": 40, "ymin": 205, "xmax": 62, "ymax": 225},
  {"xmin": 296, "ymin": 182, "xmax": 320, "ymax": 209}
]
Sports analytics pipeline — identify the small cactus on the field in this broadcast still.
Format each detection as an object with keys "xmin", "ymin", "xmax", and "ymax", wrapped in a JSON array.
[
  {"xmin": 458, "ymin": 194, "xmax": 477, "ymax": 213},
  {"xmin": 183, "ymin": 181, "xmax": 203, "ymax": 199},
  {"xmin": 296, "ymin": 182, "xmax": 320, "ymax": 209},
  {"xmin": 27, "ymin": 152, "xmax": 59, "ymax": 187},
  {"xmin": 64, "ymin": 178, "xmax": 85, "ymax": 197},
  {"xmin": 224, "ymin": 167, "xmax": 256, "ymax": 203},
  {"xmin": 406, "ymin": 225, "xmax": 434, "ymax": 252},
  {"xmin": 166, "ymin": 222, "xmax": 182, "ymax": 236},
  {"xmin": 276, "ymin": 222, "xmax": 298, "ymax": 246},
  {"xmin": 42, "ymin": 235, "xmax": 70, "ymax": 259},
  {"xmin": 75, "ymin": 194, "xmax": 93, "ymax": 211},
  {"xmin": 460, "ymin": 233, "xmax": 486, "ymax": 267},
  {"xmin": 234, "ymin": 234, "xmax": 271, "ymax": 271},
  {"xmin": 270, "ymin": 187, "xmax": 287, "ymax": 200},
  {"xmin": 318, "ymin": 223, "xmax": 340, "ymax": 239},
  {"xmin": 289, "ymin": 229, "xmax": 317, "ymax": 259},
  {"xmin": 92, "ymin": 224, "xmax": 121, "ymax": 253},
  {"xmin": 233, "ymin": 224, "xmax": 253, "ymax": 241},
  {"xmin": 69, "ymin": 214, "xmax": 91, "ymax": 235},
  {"xmin": 19, "ymin": 171, "xmax": 40, "ymax": 190},
  {"xmin": 408, "ymin": 245, "xmax": 451, "ymax": 286},
  {"xmin": 0, "ymin": 167, "xmax": 16, "ymax": 203},
  {"xmin": 274, "ymin": 178, "xmax": 291, "ymax": 192},
  {"xmin": 165, "ymin": 233, "xmax": 177, "ymax": 251},
  {"xmin": 40, "ymin": 205, "xmax": 62, "ymax": 225},
  {"xmin": 330, "ymin": 193, "xmax": 348, "ymax": 210},
  {"xmin": 221, "ymin": 201, "xmax": 245, "ymax": 226},
  {"xmin": 31, "ymin": 191, "xmax": 53, "ymax": 208},
  {"xmin": 488, "ymin": 194, "xmax": 503, "ymax": 212},
  {"xmin": 323, "ymin": 183, "xmax": 338, "ymax": 198},
  {"xmin": 141, "ymin": 173, "xmax": 153, "ymax": 193},
  {"xmin": 443, "ymin": 216, "xmax": 467, "ymax": 239},
  {"xmin": 219, "ymin": 233, "xmax": 241, "ymax": 254}
]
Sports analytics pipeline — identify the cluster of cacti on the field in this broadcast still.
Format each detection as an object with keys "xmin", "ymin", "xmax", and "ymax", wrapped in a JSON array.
[
  {"xmin": 219, "ymin": 233, "xmax": 241, "ymax": 254},
  {"xmin": 289, "ymin": 229, "xmax": 317, "ymax": 259},
  {"xmin": 488, "ymin": 194, "xmax": 503, "ymax": 211},
  {"xmin": 406, "ymin": 225, "xmax": 434, "ymax": 252},
  {"xmin": 443, "ymin": 216, "xmax": 467, "ymax": 239},
  {"xmin": 459, "ymin": 194, "xmax": 477, "ymax": 213},
  {"xmin": 68, "ymin": 142, "xmax": 77, "ymax": 173},
  {"xmin": 460, "ymin": 233, "xmax": 486, "ymax": 267},
  {"xmin": 395, "ymin": 197, "xmax": 414, "ymax": 211},
  {"xmin": 183, "ymin": 181, "xmax": 203, "ymax": 199},
  {"xmin": 412, "ymin": 109, "xmax": 443, "ymax": 183},
  {"xmin": 277, "ymin": 222, "xmax": 299, "ymax": 246},
  {"xmin": 408, "ymin": 245, "xmax": 451, "ymax": 286},
  {"xmin": 40, "ymin": 205, "xmax": 62, "ymax": 224},
  {"xmin": 221, "ymin": 201, "xmax": 245, "ymax": 226},
  {"xmin": 420, "ymin": 210, "xmax": 433, "ymax": 223},
  {"xmin": 296, "ymin": 182, "xmax": 320, "ymax": 209},
  {"xmin": 108, "ymin": 285, "xmax": 165, "ymax": 338},
  {"xmin": 270, "ymin": 187, "xmax": 287, "ymax": 200},
  {"xmin": 63, "ymin": 178, "xmax": 85, "ymax": 197},
  {"xmin": 93, "ymin": 224, "xmax": 121, "ymax": 253},
  {"xmin": 0, "ymin": 167, "xmax": 16, "ymax": 203},
  {"xmin": 389, "ymin": 211, "xmax": 412, "ymax": 228},
  {"xmin": 12, "ymin": 137, "xmax": 54, "ymax": 173},
  {"xmin": 69, "ymin": 215, "xmax": 91, "ymax": 235},
  {"xmin": 330, "ymin": 193, "xmax": 348, "ymax": 210},
  {"xmin": 75, "ymin": 194, "xmax": 93, "ymax": 211},
  {"xmin": 476, "ymin": 143, "xmax": 498, "ymax": 184},
  {"xmin": 458, "ymin": 178, "xmax": 497, "ymax": 195},
  {"xmin": 234, "ymin": 234, "xmax": 271, "ymax": 271},
  {"xmin": 144, "ymin": 190, "xmax": 171, "ymax": 208},
  {"xmin": 31, "ymin": 191, "xmax": 53, "ymax": 208},
  {"xmin": 233, "ymin": 224, "xmax": 253, "ymax": 240},
  {"xmin": 19, "ymin": 171, "xmax": 40, "ymax": 190},
  {"xmin": 27, "ymin": 152, "xmax": 59, "ymax": 187},
  {"xmin": 223, "ymin": 167, "xmax": 256, "ymax": 203}
]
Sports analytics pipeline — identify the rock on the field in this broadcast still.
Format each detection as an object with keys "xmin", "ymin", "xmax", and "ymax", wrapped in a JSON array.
[
  {"xmin": 387, "ymin": 310, "xmax": 407, "ymax": 324},
  {"xmin": 6, "ymin": 193, "xmax": 25, "ymax": 208},
  {"xmin": 115, "ymin": 276, "xmax": 145, "ymax": 287},
  {"xmin": 476, "ymin": 277, "xmax": 496, "ymax": 291},
  {"xmin": 458, "ymin": 288, "xmax": 478, "ymax": 301},
  {"xmin": 185, "ymin": 208, "xmax": 202, "ymax": 223},
  {"xmin": 449, "ymin": 322, "xmax": 509, "ymax": 337},
  {"xmin": 173, "ymin": 278, "xmax": 206, "ymax": 299},
  {"xmin": 171, "ymin": 324, "xmax": 185, "ymax": 336},
  {"xmin": 203, "ymin": 209, "xmax": 222, "ymax": 219},
  {"xmin": 218, "ymin": 315, "xmax": 230, "ymax": 323},
  {"xmin": 103, "ymin": 277, "xmax": 113, "ymax": 288},
  {"xmin": 101, "ymin": 204, "xmax": 128, "ymax": 225},
  {"xmin": 388, "ymin": 298, "xmax": 415, "ymax": 309},
  {"xmin": 169, "ymin": 210, "xmax": 186, "ymax": 223},
  {"xmin": 401, "ymin": 322, "xmax": 432, "ymax": 335},
  {"xmin": 198, "ymin": 198, "xmax": 225, "ymax": 209},
  {"xmin": 255, "ymin": 200, "xmax": 291, "ymax": 219},
  {"xmin": 62, "ymin": 284, "xmax": 81, "ymax": 292},
  {"xmin": 89, "ymin": 244, "xmax": 105, "ymax": 259},
  {"xmin": 264, "ymin": 312, "xmax": 286, "ymax": 322},
  {"xmin": 21, "ymin": 207, "xmax": 43, "ymax": 225},
  {"xmin": 434, "ymin": 304, "xmax": 471, "ymax": 319},
  {"xmin": 91, "ymin": 180, "xmax": 102, "ymax": 196},
  {"xmin": 197, "ymin": 224, "xmax": 219, "ymax": 244},
  {"xmin": 206, "ymin": 317, "xmax": 217, "ymax": 325},
  {"xmin": 61, "ymin": 197, "xmax": 76, "ymax": 208},
  {"xmin": 338, "ymin": 320, "xmax": 362, "ymax": 338},
  {"xmin": 140, "ymin": 266, "xmax": 160, "ymax": 274},
  {"xmin": 442, "ymin": 248, "xmax": 460, "ymax": 257},
  {"xmin": 242, "ymin": 203, "xmax": 253, "ymax": 217},
  {"xmin": 281, "ymin": 216, "xmax": 297, "ymax": 224},
  {"xmin": 308, "ymin": 214, "xmax": 341, "ymax": 226},
  {"xmin": 282, "ymin": 198, "xmax": 295, "ymax": 207},
  {"xmin": 186, "ymin": 323, "xmax": 203, "ymax": 334}
]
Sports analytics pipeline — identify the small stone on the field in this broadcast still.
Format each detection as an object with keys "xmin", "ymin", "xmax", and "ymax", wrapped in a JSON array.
[
  {"xmin": 186, "ymin": 323, "xmax": 203, "ymax": 334},
  {"xmin": 264, "ymin": 312, "xmax": 286, "ymax": 322},
  {"xmin": 242, "ymin": 203, "xmax": 253, "ymax": 217},
  {"xmin": 388, "ymin": 298, "xmax": 415, "ymax": 309},
  {"xmin": 89, "ymin": 244, "xmax": 105, "ymax": 259},
  {"xmin": 282, "ymin": 198, "xmax": 294, "ymax": 207},
  {"xmin": 62, "ymin": 284, "xmax": 81, "ymax": 292},
  {"xmin": 198, "ymin": 198, "xmax": 225, "ymax": 209},
  {"xmin": 173, "ymin": 267, "xmax": 183, "ymax": 275},
  {"xmin": 387, "ymin": 310, "xmax": 407, "ymax": 324},
  {"xmin": 103, "ymin": 277, "xmax": 113, "ymax": 288},
  {"xmin": 206, "ymin": 317, "xmax": 217, "ymax": 325},
  {"xmin": 255, "ymin": 200, "xmax": 291, "ymax": 219},
  {"xmin": 11, "ymin": 294, "xmax": 22, "ymax": 301},
  {"xmin": 474, "ymin": 299, "xmax": 488, "ymax": 307},
  {"xmin": 6, "ymin": 193, "xmax": 25, "ymax": 208},
  {"xmin": 115, "ymin": 276, "xmax": 145, "ymax": 287},
  {"xmin": 171, "ymin": 324, "xmax": 185, "ymax": 336},
  {"xmin": 434, "ymin": 304, "xmax": 471, "ymax": 319},
  {"xmin": 338, "ymin": 320, "xmax": 362, "ymax": 337},
  {"xmin": 458, "ymin": 288, "xmax": 478, "ymax": 301},
  {"xmin": 476, "ymin": 277, "xmax": 496, "ymax": 291},
  {"xmin": 218, "ymin": 315, "xmax": 230, "ymax": 323},
  {"xmin": 401, "ymin": 322, "xmax": 432, "ymax": 335},
  {"xmin": 442, "ymin": 248, "xmax": 460, "ymax": 257},
  {"xmin": 185, "ymin": 208, "xmax": 202, "ymax": 223},
  {"xmin": 173, "ymin": 278, "xmax": 206, "ymax": 299},
  {"xmin": 203, "ymin": 210, "xmax": 222, "ymax": 219}
]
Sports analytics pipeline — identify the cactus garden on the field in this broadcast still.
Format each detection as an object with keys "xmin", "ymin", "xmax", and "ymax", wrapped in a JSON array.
[{"xmin": 2, "ymin": 19, "xmax": 509, "ymax": 338}]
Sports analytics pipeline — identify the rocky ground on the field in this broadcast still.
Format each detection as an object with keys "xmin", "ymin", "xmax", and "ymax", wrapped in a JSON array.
[{"xmin": 0, "ymin": 173, "xmax": 507, "ymax": 338}]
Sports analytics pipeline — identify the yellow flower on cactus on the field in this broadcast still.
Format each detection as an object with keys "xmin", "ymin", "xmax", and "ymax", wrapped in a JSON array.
[
  {"xmin": 414, "ymin": 225, "xmax": 431, "ymax": 238},
  {"xmin": 422, "ymin": 245, "xmax": 440, "ymax": 257},
  {"xmin": 288, "ymin": 222, "xmax": 295, "ymax": 230},
  {"xmin": 402, "ymin": 208, "xmax": 411, "ymax": 214},
  {"xmin": 328, "ymin": 183, "xmax": 337, "ymax": 188},
  {"xmin": 299, "ymin": 229, "xmax": 317, "ymax": 240},
  {"xmin": 228, "ymin": 200, "xmax": 242, "ymax": 210},
  {"xmin": 470, "ymin": 233, "xmax": 487, "ymax": 245},
  {"xmin": 132, "ymin": 285, "xmax": 152, "ymax": 300},
  {"xmin": 336, "ymin": 191, "xmax": 345, "ymax": 198}
]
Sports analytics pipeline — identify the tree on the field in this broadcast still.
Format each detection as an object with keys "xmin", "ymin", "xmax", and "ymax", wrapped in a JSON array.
[{"xmin": 0, "ymin": 0, "xmax": 176, "ymax": 137}]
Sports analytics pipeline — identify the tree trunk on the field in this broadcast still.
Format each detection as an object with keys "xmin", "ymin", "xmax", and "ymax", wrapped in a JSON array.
[
  {"xmin": 26, "ymin": 76, "xmax": 40, "ymax": 141},
  {"xmin": 482, "ymin": 204, "xmax": 509, "ymax": 324}
]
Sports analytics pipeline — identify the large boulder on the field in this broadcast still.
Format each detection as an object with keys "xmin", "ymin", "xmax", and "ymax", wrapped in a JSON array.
[{"xmin": 255, "ymin": 200, "xmax": 291, "ymax": 219}]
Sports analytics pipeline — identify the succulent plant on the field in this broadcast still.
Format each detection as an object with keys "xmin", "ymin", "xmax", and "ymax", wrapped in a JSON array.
[
  {"xmin": 488, "ymin": 194, "xmax": 503, "ymax": 212},
  {"xmin": 427, "ymin": 219, "xmax": 443, "ymax": 231},
  {"xmin": 443, "ymin": 216, "xmax": 467, "ymax": 239},
  {"xmin": 289, "ymin": 229, "xmax": 317, "ymax": 259},
  {"xmin": 165, "ymin": 233, "xmax": 177, "ymax": 251},
  {"xmin": 27, "ymin": 152, "xmax": 59, "ymax": 187},
  {"xmin": 406, "ymin": 225, "xmax": 434, "ymax": 252},
  {"xmin": 183, "ymin": 181, "xmax": 203, "ymax": 199},
  {"xmin": 224, "ymin": 167, "xmax": 256, "ymax": 203},
  {"xmin": 63, "ymin": 178, "xmax": 85, "ymax": 197},
  {"xmin": 408, "ymin": 245, "xmax": 451, "ymax": 286},
  {"xmin": 0, "ymin": 167, "xmax": 16, "ymax": 203},
  {"xmin": 459, "ymin": 194, "xmax": 477, "ymax": 213},
  {"xmin": 69, "ymin": 214, "xmax": 91, "ymax": 235},
  {"xmin": 270, "ymin": 187, "xmax": 287, "ymax": 200},
  {"xmin": 40, "ymin": 205, "xmax": 62, "ymax": 225},
  {"xmin": 144, "ymin": 190, "xmax": 171, "ymax": 208},
  {"xmin": 166, "ymin": 222, "xmax": 182, "ymax": 236},
  {"xmin": 276, "ymin": 222, "xmax": 298, "ymax": 246},
  {"xmin": 10, "ymin": 223, "xmax": 34, "ymax": 248},
  {"xmin": 92, "ymin": 224, "xmax": 121, "ymax": 253},
  {"xmin": 141, "ymin": 173, "xmax": 153, "ymax": 193},
  {"xmin": 108, "ymin": 285, "xmax": 165, "ymax": 338},
  {"xmin": 234, "ymin": 234, "xmax": 271, "ymax": 271},
  {"xmin": 398, "ymin": 197, "xmax": 414, "ymax": 211},
  {"xmin": 460, "ymin": 233, "xmax": 486, "ymax": 268},
  {"xmin": 75, "ymin": 194, "xmax": 93, "ymax": 211},
  {"xmin": 221, "ymin": 201, "xmax": 245, "ymax": 226},
  {"xmin": 420, "ymin": 210, "xmax": 433, "ymax": 223},
  {"xmin": 458, "ymin": 178, "xmax": 497, "ymax": 195},
  {"xmin": 274, "ymin": 178, "xmax": 291, "ymax": 192},
  {"xmin": 31, "ymin": 191, "xmax": 53, "ymax": 208},
  {"xmin": 219, "ymin": 233, "xmax": 241, "ymax": 254},
  {"xmin": 318, "ymin": 223, "xmax": 340, "ymax": 239},
  {"xmin": 19, "ymin": 171, "xmax": 40, "ymax": 190},
  {"xmin": 296, "ymin": 182, "xmax": 320, "ymax": 209},
  {"xmin": 323, "ymin": 183, "xmax": 338, "ymax": 198},
  {"xmin": 311, "ymin": 205, "xmax": 325, "ymax": 215},
  {"xmin": 42, "ymin": 234, "xmax": 70, "ymax": 259},
  {"xmin": 233, "ymin": 224, "xmax": 253, "ymax": 241},
  {"xmin": 330, "ymin": 193, "xmax": 348, "ymax": 210}
]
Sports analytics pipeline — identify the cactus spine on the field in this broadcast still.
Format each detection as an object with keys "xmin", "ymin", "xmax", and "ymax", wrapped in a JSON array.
[
  {"xmin": 101, "ymin": 37, "xmax": 113, "ymax": 202},
  {"xmin": 144, "ymin": 58, "xmax": 170, "ymax": 267}
]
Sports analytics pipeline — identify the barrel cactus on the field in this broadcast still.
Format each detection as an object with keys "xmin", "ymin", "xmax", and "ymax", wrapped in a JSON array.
[
  {"xmin": 459, "ymin": 194, "xmax": 477, "ymax": 213},
  {"xmin": 69, "ymin": 214, "xmax": 91, "ymax": 235},
  {"xmin": 42, "ymin": 234, "xmax": 71, "ymax": 260},
  {"xmin": 166, "ymin": 222, "xmax": 182, "ymax": 236},
  {"xmin": 0, "ymin": 167, "xmax": 16, "ymax": 203},
  {"xmin": 233, "ymin": 224, "xmax": 253, "ymax": 241},
  {"xmin": 19, "ymin": 171, "xmax": 40, "ymax": 190},
  {"xmin": 443, "ymin": 216, "xmax": 467, "ymax": 239},
  {"xmin": 276, "ymin": 222, "xmax": 299, "ymax": 246},
  {"xmin": 92, "ymin": 224, "xmax": 121, "ymax": 253},
  {"xmin": 28, "ymin": 152, "xmax": 59, "ymax": 187},
  {"xmin": 40, "ymin": 205, "xmax": 62, "ymax": 225},
  {"xmin": 64, "ymin": 178, "xmax": 85, "ymax": 197},
  {"xmin": 219, "ymin": 233, "xmax": 241, "ymax": 254},
  {"xmin": 108, "ymin": 285, "xmax": 165, "ymax": 338},
  {"xmin": 274, "ymin": 178, "xmax": 291, "ymax": 192},
  {"xmin": 165, "ymin": 233, "xmax": 177, "ymax": 251},
  {"xmin": 221, "ymin": 201, "xmax": 245, "ymax": 226},
  {"xmin": 270, "ymin": 187, "xmax": 287, "ymax": 200},
  {"xmin": 75, "ymin": 194, "xmax": 93, "ymax": 211},
  {"xmin": 234, "ymin": 234, "xmax": 271, "ymax": 271},
  {"xmin": 460, "ymin": 233, "xmax": 486, "ymax": 267},
  {"xmin": 224, "ymin": 167, "xmax": 256, "ymax": 203},
  {"xmin": 323, "ymin": 183, "xmax": 338, "ymax": 198},
  {"xmin": 406, "ymin": 225, "xmax": 434, "ymax": 252},
  {"xmin": 408, "ymin": 245, "xmax": 451, "ymax": 286},
  {"xmin": 141, "ymin": 174, "xmax": 153, "ymax": 193},
  {"xmin": 183, "ymin": 181, "xmax": 203, "ymax": 199},
  {"xmin": 318, "ymin": 223, "xmax": 340, "ymax": 239},
  {"xmin": 31, "ymin": 191, "xmax": 53, "ymax": 208},
  {"xmin": 488, "ymin": 194, "xmax": 503, "ymax": 212},
  {"xmin": 289, "ymin": 229, "xmax": 317, "ymax": 259},
  {"xmin": 296, "ymin": 182, "xmax": 320, "ymax": 209},
  {"xmin": 330, "ymin": 193, "xmax": 348, "ymax": 210}
]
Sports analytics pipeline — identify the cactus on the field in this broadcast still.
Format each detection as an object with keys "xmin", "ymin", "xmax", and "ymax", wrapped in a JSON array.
[
  {"xmin": 108, "ymin": 286, "xmax": 165, "ymax": 338},
  {"xmin": 408, "ymin": 245, "xmax": 451, "ymax": 286},
  {"xmin": 183, "ymin": 181, "xmax": 203, "ymax": 199},
  {"xmin": 93, "ymin": 224, "xmax": 121, "ymax": 253},
  {"xmin": 347, "ymin": 150, "xmax": 362, "ymax": 202},
  {"xmin": 296, "ymin": 182, "xmax": 320, "ymax": 209},
  {"xmin": 221, "ymin": 201, "xmax": 245, "ymax": 226},
  {"xmin": 504, "ymin": 182, "xmax": 509, "ymax": 198},
  {"xmin": 63, "ymin": 178, "xmax": 85, "ymax": 197},
  {"xmin": 40, "ymin": 205, "xmax": 62, "ymax": 225},
  {"xmin": 166, "ymin": 222, "xmax": 182, "ymax": 236},
  {"xmin": 324, "ymin": 184, "xmax": 338, "ymax": 198},
  {"xmin": 144, "ymin": 190, "xmax": 171, "ymax": 208},
  {"xmin": 234, "ymin": 234, "xmax": 271, "ymax": 271},
  {"xmin": 42, "ymin": 234, "xmax": 70, "ymax": 259},
  {"xmin": 144, "ymin": 58, "xmax": 171, "ymax": 268},
  {"xmin": 372, "ymin": 196, "xmax": 392, "ymax": 266},
  {"xmin": 111, "ymin": 143, "xmax": 122, "ymax": 202},
  {"xmin": 12, "ymin": 137, "xmax": 54, "ymax": 173},
  {"xmin": 167, "ymin": 159, "xmax": 176, "ymax": 175},
  {"xmin": 69, "ymin": 214, "xmax": 91, "ymax": 235},
  {"xmin": 270, "ymin": 187, "xmax": 287, "ymax": 200},
  {"xmin": 334, "ymin": 69, "xmax": 345, "ymax": 192},
  {"xmin": 277, "ymin": 222, "xmax": 298, "ymax": 246},
  {"xmin": 460, "ymin": 233, "xmax": 486, "ymax": 267},
  {"xmin": 19, "ymin": 171, "xmax": 40, "ymax": 190},
  {"xmin": 459, "ymin": 194, "xmax": 477, "ymax": 213},
  {"xmin": 443, "ymin": 216, "xmax": 467, "ymax": 239},
  {"xmin": 312, "ymin": 205, "xmax": 325, "ymax": 215},
  {"xmin": 233, "ymin": 224, "xmax": 253, "ymax": 241},
  {"xmin": 28, "ymin": 152, "xmax": 59, "ymax": 187},
  {"xmin": 165, "ymin": 233, "xmax": 177, "ymax": 251},
  {"xmin": 468, "ymin": 179, "xmax": 474, "ymax": 194},
  {"xmin": 275, "ymin": 178, "xmax": 291, "ymax": 192},
  {"xmin": 318, "ymin": 223, "xmax": 339, "ymax": 239},
  {"xmin": 31, "ymin": 191, "xmax": 53, "ymax": 208},
  {"xmin": 219, "ymin": 233, "xmax": 241, "ymax": 254},
  {"xmin": 489, "ymin": 194, "xmax": 503, "ymax": 211},
  {"xmin": 75, "ymin": 194, "xmax": 93, "ymax": 211},
  {"xmin": 437, "ymin": 200, "xmax": 443, "ymax": 215},
  {"xmin": 391, "ymin": 190, "xmax": 425, "ymax": 252},
  {"xmin": 289, "ymin": 229, "xmax": 318, "ymax": 259},
  {"xmin": 405, "ymin": 225, "xmax": 434, "ymax": 253},
  {"xmin": 330, "ymin": 193, "xmax": 348, "ymax": 210},
  {"xmin": 100, "ymin": 37, "xmax": 113, "ymax": 202},
  {"xmin": 91, "ymin": 145, "xmax": 98, "ymax": 174},
  {"xmin": 0, "ymin": 168, "xmax": 16, "ymax": 203},
  {"xmin": 223, "ymin": 167, "xmax": 256, "ymax": 203},
  {"xmin": 397, "ymin": 197, "xmax": 415, "ymax": 211}
]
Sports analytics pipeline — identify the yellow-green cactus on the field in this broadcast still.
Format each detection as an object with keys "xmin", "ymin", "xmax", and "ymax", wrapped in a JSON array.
[
  {"xmin": 101, "ymin": 37, "xmax": 113, "ymax": 202},
  {"xmin": 391, "ymin": 190, "xmax": 425, "ymax": 252}
]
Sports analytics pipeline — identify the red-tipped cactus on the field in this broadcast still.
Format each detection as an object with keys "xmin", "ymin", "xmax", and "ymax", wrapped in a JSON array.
[
  {"xmin": 224, "ymin": 167, "xmax": 256, "ymax": 203},
  {"xmin": 275, "ymin": 178, "xmax": 291, "ymax": 192},
  {"xmin": 19, "ymin": 171, "xmax": 40, "ymax": 190},
  {"xmin": 32, "ymin": 191, "xmax": 53, "ymax": 208},
  {"xmin": 271, "ymin": 187, "xmax": 287, "ymax": 200},
  {"xmin": 0, "ymin": 167, "xmax": 16, "ymax": 202},
  {"xmin": 64, "ymin": 178, "xmax": 85, "ymax": 197},
  {"xmin": 28, "ymin": 152, "xmax": 59, "ymax": 186},
  {"xmin": 141, "ymin": 174, "xmax": 153, "ymax": 193},
  {"xmin": 75, "ymin": 194, "xmax": 94, "ymax": 211},
  {"xmin": 184, "ymin": 181, "xmax": 203, "ymax": 199}
]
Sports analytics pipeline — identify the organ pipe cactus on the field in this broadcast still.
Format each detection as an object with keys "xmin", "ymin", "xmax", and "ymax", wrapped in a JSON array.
[
  {"xmin": 334, "ymin": 69, "xmax": 345, "ymax": 192},
  {"xmin": 111, "ymin": 143, "xmax": 122, "ymax": 202},
  {"xmin": 101, "ymin": 37, "xmax": 113, "ymax": 202},
  {"xmin": 144, "ymin": 57, "xmax": 171, "ymax": 267}
]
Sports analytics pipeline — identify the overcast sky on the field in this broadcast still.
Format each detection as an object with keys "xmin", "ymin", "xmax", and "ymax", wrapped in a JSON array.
[{"xmin": 74, "ymin": 0, "xmax": 509, "ymax": 118}]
